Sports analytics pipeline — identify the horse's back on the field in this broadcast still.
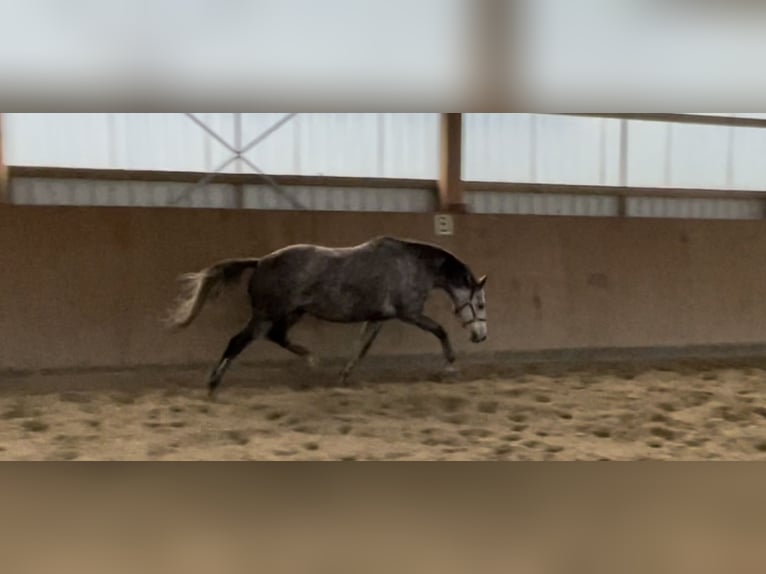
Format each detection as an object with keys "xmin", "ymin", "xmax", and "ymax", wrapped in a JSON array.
[{"xmin": 246, "ymin": 236, "xmax": 434, "ymax": 321}]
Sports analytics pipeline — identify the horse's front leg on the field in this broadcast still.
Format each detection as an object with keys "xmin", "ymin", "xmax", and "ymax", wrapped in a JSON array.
[
  {"xmin": 339, "ymin": 321, "xmax": 383, "ymax": 386},
  {"xmin": 401, "ymin": 314, "xmax": 457, "ymax": 376}
]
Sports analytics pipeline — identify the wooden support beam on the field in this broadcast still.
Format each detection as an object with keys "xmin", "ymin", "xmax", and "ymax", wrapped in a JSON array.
[
  {"xmin": 469, "ymin": 0, "xmax": 509, "ymax": 110},
  {"xmin": 554, "ymin": 113, "xmax": 766, "ymax": 130},
  {"xmin": 438, "ymin": 113, "xmax": 466, "ymax": 213},
  {"xmin": 0, "ymin": 114, "xmax": 7, "ymax": 203},
  {"xmin": 617, "ymin": 119, "xmax": 628, "ymax": 216}
]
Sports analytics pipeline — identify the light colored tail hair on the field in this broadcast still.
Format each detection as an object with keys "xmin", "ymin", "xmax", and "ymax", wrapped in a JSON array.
[{"xmin": 166, "ymin": 258, "xmax": 260, "ymax": 329}]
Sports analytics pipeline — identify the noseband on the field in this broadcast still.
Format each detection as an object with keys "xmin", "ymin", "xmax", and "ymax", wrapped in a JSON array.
[{"xmin": 455, "ymin": 300, "xmax": 486, "ymax": 327}]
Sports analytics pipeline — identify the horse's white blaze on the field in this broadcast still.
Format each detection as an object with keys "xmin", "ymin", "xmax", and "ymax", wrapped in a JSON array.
[{"xmin": 471, "ymin": 287, "xmax": 488, "ymax": 341}]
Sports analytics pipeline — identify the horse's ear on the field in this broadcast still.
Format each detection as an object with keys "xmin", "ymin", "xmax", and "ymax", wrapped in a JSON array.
[{"xmin": 477, "ymin": 275, "xmax": 487, "ymax": 288}]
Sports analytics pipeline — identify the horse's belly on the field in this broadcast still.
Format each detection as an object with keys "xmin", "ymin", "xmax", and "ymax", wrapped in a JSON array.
[{"xmin": 304, "ymin": 295, "xmax": 395, "ymax": 323}]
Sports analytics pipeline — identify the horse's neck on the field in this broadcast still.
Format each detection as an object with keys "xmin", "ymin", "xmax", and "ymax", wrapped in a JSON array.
[
  {"xmin": 398, "ymin": 241, "xmax": 462, "ymax": 297},
  {"xmin": 433, "ymin": 267, "xmax": 461, "ymax": 302}
]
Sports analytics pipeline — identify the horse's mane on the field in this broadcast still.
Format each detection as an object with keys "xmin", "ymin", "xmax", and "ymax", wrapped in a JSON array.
[{"xmin": 376, "ymin": 236, "xmax": 476, "ymax": 288}]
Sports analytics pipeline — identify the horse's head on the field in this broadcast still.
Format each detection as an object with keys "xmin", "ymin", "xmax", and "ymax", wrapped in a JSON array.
[{"xmin": 453, "ymin": 274, "xmax": 487, "ymax": 343}]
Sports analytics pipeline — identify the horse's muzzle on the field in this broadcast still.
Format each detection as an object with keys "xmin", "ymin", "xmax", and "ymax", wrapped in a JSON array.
[{"xmin": 470, "ymin": 332, "xmax": 487, "ymax": 344}]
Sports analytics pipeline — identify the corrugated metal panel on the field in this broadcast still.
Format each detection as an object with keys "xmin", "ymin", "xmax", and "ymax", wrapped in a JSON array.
[
  {"xmin": 10, "ymin": 177, "xmax": 236, "ymax": 208},
  {"xmin": 467, "ymin": 190, "xmax": 618, "ymax": 217},
  {"xmin": 627, "ymin": 197, "xmax": 763, "ymax": 220},
  {"xmin": 3, "ymin": 113, "xmax": 439, "ymax": 180},
  {"xmin": 469, "ymin": 188, "xmax": 763, "ymax": 220},
  {"xmin": 243, "ymin": 185, "xmax": 435, "ymax": 212},
  {"xmin": 9, "ymin": 177, "xmax": 436, "ymax": 213}
]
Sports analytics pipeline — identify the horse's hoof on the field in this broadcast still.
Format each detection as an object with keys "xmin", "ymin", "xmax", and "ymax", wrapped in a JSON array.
[
  {"xmin": 437, "ymin": 365, "xmax": 459, "ymax": 382},
  {"xmin": 336, "ymin": 372, "xmax": 354, "ymax": 388}
]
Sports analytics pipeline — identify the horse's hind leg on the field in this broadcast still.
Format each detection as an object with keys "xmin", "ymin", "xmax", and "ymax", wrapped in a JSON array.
[
  {"xmin": 208, "ymin": 318, "xmax": 264, "ymax": 399},
  {"xmin": 339, "ymin": 321, "xmax": 383, "ymax": 386},
  {"xmin": 266, "ymin": 313, "xmax": 317, "ymax": 367}
]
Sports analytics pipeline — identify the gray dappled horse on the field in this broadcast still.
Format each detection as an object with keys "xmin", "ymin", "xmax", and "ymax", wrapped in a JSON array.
[{"xmin": 169, "ymin": 236, "xmax": 487, "ymax": 397}]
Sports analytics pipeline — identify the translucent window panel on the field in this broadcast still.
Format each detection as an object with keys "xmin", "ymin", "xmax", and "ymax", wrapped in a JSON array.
[
  {"xmin": 294, "ymin": 114, "xmax": 381, "ymax": 177},
  {"xmin": 465, "ymin": 114, "xmax": 766, "ymax": 191},
  {"xmin": 624, "ymin": 120, "xmax": 671, "ymax": 188},
  {"xmin": 248, "ymin": 113, "xmax": 439, "ymax": 179},
  {"xmin": 4, "ymin": 113, "xmax": 234, "ymax": 172},
  {"xmin": 626, "ymin": 120, "xmax": 766, "ymax": 191},
  {"xmin": 114, "ymin": 113, "xmax": 236, "ymax": 172},
  {"xmin": 729, "ymin": 127, "xmax": 766, "ymax": 191},
  {"xmin": 462, "ymin": 113, "xmax": 536, "ymax": 182},
  {"xmin": 3, "ymin": 113, "xmax": 440, "ymax": 179},
  {"xmin": 5, "ymin": 113, "xmax": 113, "ymax": 169},
  {"xmin": 535, "ymin": 115, "xmax": 621, "ymax": 185},
  {"xmin": 664, "ymin": 123, "xmax": 729, "ymax": 189},
  {"xmin": 463, "ymin": 113, "xmax": 622, "ymax": 186},
  {"xmin": 379, "ymin": 113, "xmax": 440, "ymax": 180}
]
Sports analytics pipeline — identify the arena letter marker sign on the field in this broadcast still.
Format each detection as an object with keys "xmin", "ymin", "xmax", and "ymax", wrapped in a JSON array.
[{"xmin": 434, "ymin": 213, "xmax": 454, "ymax": 236}]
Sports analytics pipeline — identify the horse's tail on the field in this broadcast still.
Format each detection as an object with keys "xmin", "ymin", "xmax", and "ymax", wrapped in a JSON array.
[{"xmin": 166, "ymin": 258, "xmax": 260, "ymax": 329}]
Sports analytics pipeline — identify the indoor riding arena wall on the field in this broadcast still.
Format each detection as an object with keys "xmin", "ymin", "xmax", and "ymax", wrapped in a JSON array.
[{"xmin": 3, "ymin": 200, "xmax": 766, "ymax": 373}]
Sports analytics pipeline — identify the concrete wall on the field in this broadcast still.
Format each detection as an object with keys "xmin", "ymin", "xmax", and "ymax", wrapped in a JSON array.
[{"xmin": 3, "ymin": 201, "xmax": 766, "ymax": 372}]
